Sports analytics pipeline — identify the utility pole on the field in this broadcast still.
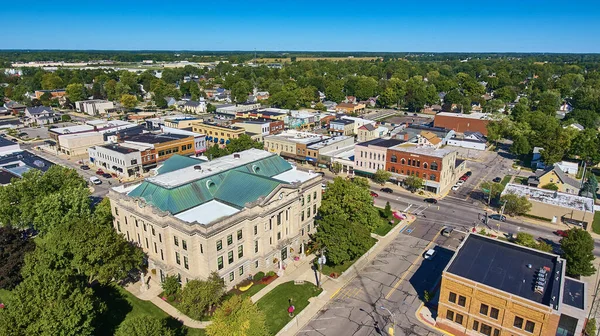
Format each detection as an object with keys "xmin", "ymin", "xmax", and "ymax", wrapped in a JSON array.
[{"xmin": 317, "ymin": 249, "xmax": 326, "ymax": 289}]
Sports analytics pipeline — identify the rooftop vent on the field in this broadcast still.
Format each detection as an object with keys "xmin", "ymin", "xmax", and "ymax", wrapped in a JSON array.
[
  {"xmin": 233, "ymin": 153, "xmax": 240, "ymax": 159},
  {"xmin": 193, "ymin": 165, "xmax": 202, "ymax": 171}
]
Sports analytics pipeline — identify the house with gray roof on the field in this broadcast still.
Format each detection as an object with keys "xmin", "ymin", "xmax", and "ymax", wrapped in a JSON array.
[
  {"xmin": 528, "ymin": 165, "xmax": 582, "ymax": 195},
  {"xmin": 24, "ymin": 106, "xmax": 58, "ymax": 126}
]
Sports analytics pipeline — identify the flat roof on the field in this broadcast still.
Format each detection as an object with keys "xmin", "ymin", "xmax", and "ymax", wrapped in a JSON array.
[
  {"xmin": 264, "ymin": 131, "xmax": 330, "ymax": 145},
  {"xmin": 197, "ymin": 121, "xmax": 244, "ymax": 130},
  {"xmin": 0, "ymin": 137, "xmax": 17, "ymax": 147},
  {"xmin": 447, "ymin": 234, "xmax": 562, "ymax": 306},
  {"xmin": 307, "ymin": 136, "xmax": 352, "ymax": 150},
  {"xmin": 272, "ymin": 168, "xmax": 316, "ymax": 184},
  {"xmin": 390, "ymin": 143, "xmax": 454, "ymax": 158},
  {"xmin": 50, "ymin": 124, "xmax": 95, "ymax": 134},
  {"xmin": 175, "ymin": 200, "xmax": 240, "ymax": 224},
  {"xmin": 100, "ymin": 144, "xmax": 139, "ymax": 154},
  {"xmin": 436, "ymin": 112, "xmax": 492, "ymax": 120},
  {"xmin": 502, "ymin": 184, "xmax": 594, "ymax": 212},
  {"xmin": 124, "ymin": 133, "xmax": 190, "ymax": 144},
  {"xmin": 562, "ymin": 278, "xmax": 585, "ymax": 310},
  {"xmin": 357, "ymin": 138, "xmax": 405, "ymax": 148},
  {"xmin": 330, "ymin": 119, "xmax": 354, "ymax": 125}
]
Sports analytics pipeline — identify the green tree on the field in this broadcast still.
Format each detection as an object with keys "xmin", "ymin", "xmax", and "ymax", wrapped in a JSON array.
[
  {"xmin": 378, "ymin": 87, "xmax": 399, "ymax": 108},
  {"xmin": 61, "ymin": 114, "xmax": 72, "ymax": 122},
  {"xmin": 513, "ymin": 232, "xmax": 552, "ymax": 252},
  {"xmin": 231, "ymin": 80, "xmax": 252, "ymax": 103},
  {"xmin": 0, "ymin": 227, "xmax": 35, "ymax": 290},
  {"xmin": 404, "ymin": 175, "xmax": 424, "ymax": 192},
  {"xmin": 540, "ymin": 183, "xmax": 559, "ymax": 191},
  {"xmin": 226, "ymin": 134, "xmax": 264, "ymax": 154},
  {"xmin": 206, "ymin": 296, "xmax": 268, "ymax": 336},
  {"xmin": 162, "ymin": 275, "xmax": 181, "ymax": 297},
  {"xmin": 383, "ymin": 201, "xmax": 392, "ymax": 218},
  {"xmin": 325, "ymin": 80, "xmax": 345, "ymax": 103},
  {"xmin": 372, "ymin": 169, "xmax": 391, "ymax": 184},
  {"xmin": 510, "ymin": 135, "xmax": 531, "ymax": 156},
  {"xmin": 41, "ymin": 73, "xmax": 64, "ymax": 90},
  {"xmin": 65, "ymin": 83, "xmax": 87, "ymax": 102},
  {"xmin": 114, "ymin": 316, "xmax": 174, "ymax": 336},
  {"xmin": 500, "ymin": 193, "xmax": 532, "ymax": 216},
  {"xmin": 569, "ymin": 128, "xmax": 600, "ymax": 163},
  {"xmin": 179, "ymin": 272, "xmax": 225, "ymax": 319},
  {"xmin": 120, "ymin": 94, "xmax": 138, "ymax": 110},
  {"xmin": 585, "ymin": 318, "xmax": 596, "ymax": 336},
  {"xmin": 104, "ymin": 79, "xmax": 118, "ymax": 101},
  {"xmin": 189, "ymin": 82, "xmax": 201, "ymax": 101},
  {"xmin": 93, "ymin": 197, "xmax": 114, "ymax": 227},
  {"xmin": 0, "ymin": 265, "xmax": 103, "ymax": 336},
  {"xmin": 355, "ymin": 76, "xmax": 378, "ymax": 100},
  {"xmin": 331, "ymin": 162, "xmax": 342, "ymax": 174},
  {"xmin": 480, "ymin": 181, "xmax": 504, "ymax": 201},
  {"xmin": 561, "ymin": 229, "xmax": 596, "ymax": 277}
]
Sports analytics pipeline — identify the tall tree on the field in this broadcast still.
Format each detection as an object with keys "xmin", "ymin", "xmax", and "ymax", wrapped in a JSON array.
[
  {"xmin": 500, "ymin": 193, "xmax": 532, "ymax": 216},
  {"xmin": 206, "ymin": 296, "xmax": 268, "ymax": 336},
  {"xmin": 114, "ymin": 316, "xmax": 174, "ymax": 336},
  {"xmin": 179, "ymin": 272, "xmax": 225, "ymax": 320},
  {"xmin": 65, "ymin": 83, "xmax": 87, "ymax": 102},
  {"xmin": 0, "ymin": 227, "xmax": 35, "ymax": 290},
  {"xmin": 561, "ymin": 229, "xmax": 596, "ymax": 277},
  {"xmin": 41, "ymin": 73, "xmax": 64, "ymax": 90},
  {"xmin": 120, "ymin": 94, "xmax": 138, "ymax": 110}
]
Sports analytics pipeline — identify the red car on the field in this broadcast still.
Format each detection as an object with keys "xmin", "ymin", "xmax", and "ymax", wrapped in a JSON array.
[
  {"xmin": 460, "ymin": 176, "xmax": 468, "ymax": 181},
  {"xmin": 96, "ymin": 169, "xmax": 104, "ymax": 175},
  {"xmin": 370, "ymin": 191, "xmax": 379, "ymax": 197},
  {"xmin": 555, "ymin": 230, "xmax": 569, "ymax": 238}
]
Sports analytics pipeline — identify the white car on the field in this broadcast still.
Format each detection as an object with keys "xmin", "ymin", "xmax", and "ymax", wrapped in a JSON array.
[
  {"xmin": 456, "ymin": 180, "xmax": 465, "ymax": 186},
  {"xmin": 424, "ymin": 249, "xmax": 436, "ymax": 260},
  {"xmin": 452, "ymin": 184, "xmax": 460, "ymax": 191},
  {"xmin": 89, "ymin": 176, "xmax": 102, "ymax": 185}
]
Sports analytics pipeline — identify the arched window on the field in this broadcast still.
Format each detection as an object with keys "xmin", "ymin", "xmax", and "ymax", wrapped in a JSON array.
[
  {"xmin": 401, "ymin": 158, "xmax": 405, "ymax": 165},
  {"xmin": 391, "ymin": 155, "xmax": 397, "ymax": 163},
  {"xmin": 423, "ymin": 162, "xmax": 428, "ymax": 169},
  {"xmin": 430, "ymin": 174, "xmax": 436, "ymax": 181},
  {"xmin": 430, "ymin": 162, "xmax": 438, "ymax": 171}
]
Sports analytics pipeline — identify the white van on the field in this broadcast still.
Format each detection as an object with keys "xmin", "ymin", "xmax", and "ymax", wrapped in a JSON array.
[{"xmin": 90, "ymin": 176, "xmax": 102, "ymax": 185}]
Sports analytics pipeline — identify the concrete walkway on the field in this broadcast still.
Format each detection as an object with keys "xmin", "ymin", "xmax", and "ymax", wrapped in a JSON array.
[
  {"xmin": 273, "ymin": 214, "xmax": 417, "ymax": 336},
  {"xmin": 124, "ymin": 279, "xmax": 211, "ymax": 329}
]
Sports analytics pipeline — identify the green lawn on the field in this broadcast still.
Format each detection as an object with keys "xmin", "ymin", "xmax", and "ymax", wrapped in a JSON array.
[
  {"xmin": 500, "ymin": 175, "xmax": 512, "ymax": 188},
  {"xmin": 238, "ymin": 282, "xmax": 267, "ymax": 299},
  {"xmin": 322, "ymin": 237, "xmax": 377, "ymax": 276},
  {"xmin": 94, "ymin": 284, "xmax": 205, "ymax": 336},
  {"xmin": 373, "ymin": 218, "xmax": 399, "ymax": 236},
  {"xmin": 256, "ymin": 281, "xmax": 322, "ymax": 335},
  {"xmin": 513, "ymin": 176, "xmax": 528, "ymax": 185},
  {"xmin": 593, "ymin": 212, "xmax": 600, "ymax": 235}
]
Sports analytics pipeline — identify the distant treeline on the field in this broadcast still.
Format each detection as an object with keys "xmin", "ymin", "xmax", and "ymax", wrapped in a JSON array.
[{"xmin": 1, "ymin": 50, "xmax": 600, "ymax": 64}]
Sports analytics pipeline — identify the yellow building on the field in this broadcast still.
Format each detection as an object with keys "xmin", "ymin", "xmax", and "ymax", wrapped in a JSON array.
[
  {"xmin": 192, "ymin": 121, "xmax": 245, "ymax": 147},
  {"xmin": 437, "ymin": 234, "xmax": 587, "ymax": 336},
  {"xmin": 528, "ymin": 166, "xmax": 581, "ymax": 194}
]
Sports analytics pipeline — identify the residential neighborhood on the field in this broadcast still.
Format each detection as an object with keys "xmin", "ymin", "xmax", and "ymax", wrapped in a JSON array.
[{"xmin": 1, "ymin": 6, "xmax": 600, "ymax": 336}]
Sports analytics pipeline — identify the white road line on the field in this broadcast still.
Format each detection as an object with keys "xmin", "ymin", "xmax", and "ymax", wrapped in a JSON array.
[
  {"xmin": 403, "ymin": 204, "xmax": 412, "ymax": 212},
  {"xmin": 314, "ymin": 317, "xmax": 338, "ymax": 320}
]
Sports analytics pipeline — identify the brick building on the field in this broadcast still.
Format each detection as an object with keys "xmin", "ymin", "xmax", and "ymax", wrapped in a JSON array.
[
  {"xmin": 385, "ymin": 144, "xmax": 465, "ymax": 194},
  {"xmin": 433, "ymin": 112, "xmax": 492, "ymax": 135},
  {"xmin": 437, "ymin": 234, "xmax": 587, "ymax": 336}
]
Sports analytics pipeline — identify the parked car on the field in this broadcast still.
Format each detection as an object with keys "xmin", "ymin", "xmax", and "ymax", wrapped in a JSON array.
[
  {"xmin": 459, "ymin": 176, "xmax": 468, "ymax": 181},
  {"xmin": 424, "ymin": 198, "xmax": 438, "ymax": 204},
  {"xmin": 441, "ymin": 227, "xmax": 453, "ymax": 237},
  {"xmin": 457, "ymin": 180, "xmax": 465, "ymax": 186},
  {"xmin": 493, "ymin": 177, "xmax": 502, "ymax": 183},
  {"xmin": 102, "ymin": 173, "xmax": 112, "ymax": 179},
  {"xmin": 489, "ymin": 214, "xmax": 506, "ymax": 222},
  {"xmin": 80, "ymin": 165, "xmax": 90, "ymax": 170},
  {"xmin": 555, "ymin": 230, "xmax": 569, "ymax": 238},
  {"xmin": 96, "ymin": 169, "xmax": 104, "ymax": 175},
  {"xmin": 424, "ymin": 249, "xmax": 436, "ymax": 260},
  {"xmin": 89, "ymin": 176, "xmax": 102, "ymax": 185},
  {"xmin": 380, "ymin": 187, "xmax": 393, "ymax": 194},
  {"xmin": 370, "ymin": 191, "xmax": 379, "ymax": 197},
  {"xmin": 452, "ymin": 184, "xmax": 460, "ymax": 191},
  {"xmin": 465, "ymin": 171, "xmax": 472, "ymax": 176},
  {"xmin": 316, "ymin": 171, "xmax": 325, "ymax": 177}
]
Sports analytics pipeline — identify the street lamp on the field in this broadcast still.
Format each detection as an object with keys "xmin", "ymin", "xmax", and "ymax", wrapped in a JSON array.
[{"xmin": 379, "ymin": 306, "xmax": 395, "ymax": 336}]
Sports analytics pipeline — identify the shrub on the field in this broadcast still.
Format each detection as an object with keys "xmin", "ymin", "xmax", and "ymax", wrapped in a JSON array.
[
  {"xmin": 266, "ymin": 271, "xmax": 276, "ymax": 277},
  {"xmin": 162, "ymin": 275, "xmax": 181, "ymax": 296},
  {"xmin": 253, "ymin": 272, "xmax": 265, "ymax": 282}
]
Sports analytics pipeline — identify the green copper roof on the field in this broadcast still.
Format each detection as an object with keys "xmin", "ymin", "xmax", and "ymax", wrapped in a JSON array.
[
  {"xmin": 156, "ymin": 155, "xmax": 203, "ymax": 175},
  {"xmin": 128, "ymin": 153, "xmax": 293, "ymax": 215}
]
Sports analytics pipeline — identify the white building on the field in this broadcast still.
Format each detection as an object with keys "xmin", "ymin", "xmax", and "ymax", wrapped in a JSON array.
[
  {"xmin": 340, "ymin": 115, "xmax": 376, "ymax": 134},
  {"xmin": 88, "ymin": 144, "xmax": 143, "ymax": 178},
  {"xmin": 161, "ymin": 126, "xmax": 207, "ymax": 154},
  {"xmin": 75, "ymin": 100, "xmax": 115, "ymax": 116}
]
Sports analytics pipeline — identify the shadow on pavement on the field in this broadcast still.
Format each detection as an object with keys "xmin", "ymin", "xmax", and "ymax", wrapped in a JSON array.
[{"xmin": 408, "ymin": 246, "xmax": 454, "ymax": 306}]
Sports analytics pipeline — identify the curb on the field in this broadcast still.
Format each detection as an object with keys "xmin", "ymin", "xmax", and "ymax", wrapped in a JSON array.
[{"xmin": 414, "ymin": 303, "xmax": 455, "ymax": 336}]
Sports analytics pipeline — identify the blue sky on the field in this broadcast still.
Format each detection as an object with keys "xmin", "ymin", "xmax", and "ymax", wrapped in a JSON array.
[{"xmin": 3, "ymin": 0, "xmax": 600, "ymax": 52}]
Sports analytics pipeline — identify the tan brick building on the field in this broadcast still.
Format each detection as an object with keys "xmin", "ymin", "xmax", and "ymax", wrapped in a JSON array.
[
  {"xmin": 109, "ymin": 149, "xmax": 322, "ymax": 287},
  {"xmin": 437, "ymin": 234, "xmax": 587, "ymax": 336}
]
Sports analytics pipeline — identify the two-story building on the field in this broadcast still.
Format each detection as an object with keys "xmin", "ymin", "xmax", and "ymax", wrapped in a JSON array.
[
  {"xmin": 123, "ymin": 133, "xmax": 195, "ymax": 166},
  {"xmin": 329, "ymin": 119, "xmax": 355, "ymax": 136},
  {"xmin": 191, "ymin": 121, "xmax": 245, "ymax": 148},
  {"xmin": 385, "ymin": 144, "xmax": 465, "ymax": 194},
  {"xmin": 354, "ymin": 138, "xmax": 406, "ymax": 177},
  {"xmin": 88, "ymin": 144, "xmax": 143, "ymax": 178},
  {"xmin": 108, "ymin": 149, "xmax": 322, "ymax": 287},
  {"xmin": 438, "ymin": 233, "xmax": 587, "ymax": 336}
]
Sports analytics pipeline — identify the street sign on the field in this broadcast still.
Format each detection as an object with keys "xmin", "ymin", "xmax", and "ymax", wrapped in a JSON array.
[{"xmin": 318, "ymin": 255, "xmax": 326, "ymax": 265}]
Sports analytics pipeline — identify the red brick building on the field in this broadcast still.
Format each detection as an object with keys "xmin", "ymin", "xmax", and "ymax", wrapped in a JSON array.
[{"xmin": 433, "ymin": 112, "xmax": 491, "ymax": 135}]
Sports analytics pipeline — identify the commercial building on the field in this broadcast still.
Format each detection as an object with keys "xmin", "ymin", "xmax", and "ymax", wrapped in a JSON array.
[
  {"xmin": 437, "ymin": 233, "xmax": 587, "ymax": 336},
  {"xmin": 502, "ymin": 184, "xmax": 594, "ymax": 230},
  {"xmin": 288, "ymin": 110, "xmax": 317, "ymax": 129},
  {"xmin": 329, "ymin": 119, "xmax": 355, "ymax": 136},
  {"xmin": 108, "ymin": 149, "xmax": 322, "ymax": 287},
  {"xmin": 385, "ymin": 144, "xmax": 465, "ymax": 194},
  {"xmin": 0, "ymin": 137, "xmax": 22, "ymax": 156},
  {"xmin": 0, "ymin": 150, "xmax": 54, "ymax": 185},
  {"xmin": 340, "ymin": 116, "xmax": 376, "ymax": 134},
  {"xmin": 433, "ymin": 112, "xmax": 492, "ymax": 136},
  {"xmin": 232, "ymin": 120, "xmax": 272, "ymax": 136},
  {"xmin": 354, "ymin": 138, "xmax": 405, "ymax": 177},
  {"xmin": 191, "ymin": 121, "xmax": 245, "ymax": 148},
  {"xmin": 263, "ymin": 130, "xmax": 330, "ymax": 162},
  {"xmin": 34, "ymin": 89, "xmax": 66, "ymax": 100},
  {"xmin": 394, "ymin": 124, "xmax": 455, "ymax": 145},
  {"xmin": 215, "ymin": 103, "xmax": 261, "ymax": 120},
  {"xmin": 235, "ymin": 109, "xmax": 287, "ymax": 122},
  {"xmin": 75, "ymin": 100, "xmax": 115, "ymax": 116},
  {"xmin": 123, "ymin": 133, "xmax": 195, "ymax": 166},
  {"xmin": 447, "ymin": 132, "xmax": 488, "ymax": 151},
  {"xmin": 88, "ymin": 144, "xmax": 142, "ymax": 178},
  {"xmin": 163, "ymin": 116, "xmax": 200, "ymax": 130},
  {"xmin": 306, "ymin": 135, "xmax": 354, "ymax": 166},
  {"xmin": 57, "ymin": 132, "xmax": 105, "ymax": 157},
  {"xmin": 161, "ymin": 127, "xmax": 207, "ymax": 155},
  {"xmin": 335, "ymin": 102, "xmax": 366, "ymax": 114}
]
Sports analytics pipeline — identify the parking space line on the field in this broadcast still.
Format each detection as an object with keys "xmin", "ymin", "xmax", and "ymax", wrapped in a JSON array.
[{"xmin": 385, "ymin": 230, "xmax": 442, "ymax": 299}]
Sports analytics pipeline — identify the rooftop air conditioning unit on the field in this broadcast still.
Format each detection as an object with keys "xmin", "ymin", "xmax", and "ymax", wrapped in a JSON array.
[{"xmin": 193, "ymin": 165, "xmax": 202, "ymax": 171}]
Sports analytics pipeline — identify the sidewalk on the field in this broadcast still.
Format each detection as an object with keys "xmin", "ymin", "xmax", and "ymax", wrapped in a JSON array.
[
  {"xmin": 274, "ymin": 214, "xmax": 416, "ymax": 336},
  {"xmin": 124, "ymin": 279, "xmax": 211, "ymax": 329}
]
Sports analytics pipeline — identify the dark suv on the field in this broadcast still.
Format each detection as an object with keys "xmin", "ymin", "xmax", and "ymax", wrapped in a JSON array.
[
  {"xmin": 380, "ymin": 187, "xmax": 393, "ymax": 194},
  {"xmin": 424, "ymin": 198, "xmax": 438, "ymax": 204}
]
